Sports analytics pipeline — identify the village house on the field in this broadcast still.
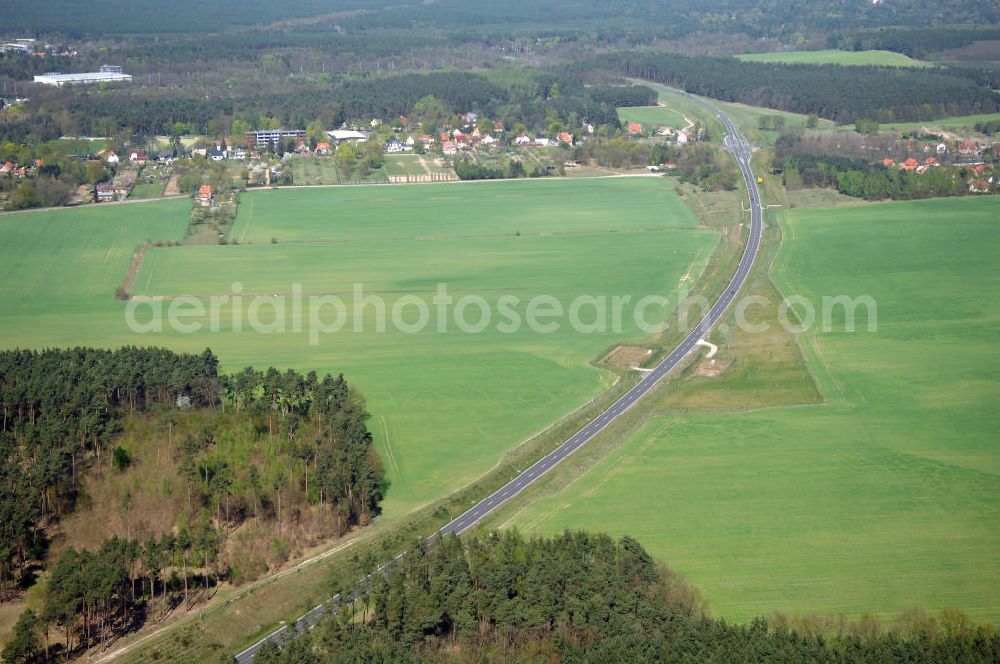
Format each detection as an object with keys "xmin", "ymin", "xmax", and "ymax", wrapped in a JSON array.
[
  {"xmin": 442, "ymin": 140, "xmax": 457, "ymax": 156},
  {"xmin": 557, "ymin": 131, "xmax": 573, "ymax": 146},
  {"xmin": 515, "ymin": 132, "xmax": 531, "ymax": 146},
  {"xmin": 230, "ymin": 147, "xmax": 247, "ymax": 160},
  {"xmin": 627, "ymin": 122, "xmax": 642, "ymax": 136},
  {"xmin": 936, "ymin": 142, "xmax": 948, "ymax": 155},
  {"xmin": 95, "ymin": 183, "xmax": 129, "ymax": 202},
  {"xmin": 385, "ymin": 137, "xmax": 405, "ymax": 153},
  {"xmin": 129, "ymin": 149, "xmax": 147, "ymax": 164},
  {"xmin": 105, "ymin": 150, "xmax": 120, "ymax": 165},
  {"xmin": 676, "ymin": 130, "xmax": 690, "ymax": 145},
  {"xmin": 968, "ymin": 179, "xmax": 990, "ymax": 193},
  {"xmin": 0, "ymin": 161, "xmax": 14, "ymax": 174},
  {"xmin": 195, "ymin": 184, "xmax": 214, "ymax": 207},
  {"xmin": 480, "ymin": 133, "xmax": 497, "ymax": 146},
  {"xmin": 315, "ymin": 142, "xmax": 333, "ymax": 156},
  {"xmin": 958, "ymin": 139, "xmax": 978, "ymax": 157}
]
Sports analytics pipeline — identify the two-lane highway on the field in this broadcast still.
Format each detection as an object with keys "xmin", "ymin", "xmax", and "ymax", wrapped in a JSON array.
[{"xmin": 235, "ymin": 92, "xmax": 763, "ymax": 663}]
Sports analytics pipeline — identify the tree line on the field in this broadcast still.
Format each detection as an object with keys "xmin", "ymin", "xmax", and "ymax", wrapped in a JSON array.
[{"xmin": 253, "ymin": 529, "xmax": 1000, "ymax": 664}]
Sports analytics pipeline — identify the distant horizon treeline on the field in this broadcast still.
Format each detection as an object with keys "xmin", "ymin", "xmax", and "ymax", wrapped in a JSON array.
[{"xmin": 254, "ymin": 529, "xmax": 1000, "ymax": 664}]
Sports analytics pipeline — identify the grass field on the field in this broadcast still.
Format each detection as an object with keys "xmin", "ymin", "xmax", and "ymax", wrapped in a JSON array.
[
  {"xmin": 505, "ymin": 196, "xmax": 1000, "ymax": 623},
  {"xmin": 288, "ymin": 156, "xmax": 389, "ymax": 185},
  {"xmin": 876, "ymin": 112, "xmax": 1000, "ymax": 133},
  {"xmin": 737, "ymin": 49, "xmax": 932, "ymax": 68},
  {"xmin": 382, "ymin": 154, "xmax": 456, "ymax": 178},
  {"xmin": 0, "ymin": 177, "xmax": 718, "ymax": 523},
  {"xmin": 618, "ymin": 104, "xmax": 689, "ymax": 130}
]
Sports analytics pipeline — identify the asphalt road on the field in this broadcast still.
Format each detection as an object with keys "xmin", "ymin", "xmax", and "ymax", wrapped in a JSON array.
[{"xmin": 234, "ymin": 93, "xmax": 763, "ymax": 663}]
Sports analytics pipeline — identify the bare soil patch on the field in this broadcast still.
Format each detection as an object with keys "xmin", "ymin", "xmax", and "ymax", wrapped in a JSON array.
[
  {"xmin": 602, "ymin": 345, "xmax": 652, "ymax": 370},
  {"xmin": 692, "ymin": 357, "xmax": 733, "ymax": 378},
  {"xmin": 163, "ymin": 173, "xmax": 181, "ymax": 196}
]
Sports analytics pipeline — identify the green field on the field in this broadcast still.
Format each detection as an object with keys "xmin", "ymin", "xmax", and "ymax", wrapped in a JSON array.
[
  {"xmin": 288, "ymin": 156, "xmax": 390, "ymax": 185},
  {"xmin": 0, "ymin": 177, "xmax": 718, "ymax": 521},
  {"xmin": 737, "ymin": 49, "xmax": 932, "ymax": 67},
  {"xmin": 506, "ymin": 196, "xmax": 1000, "ymax": 623},
  {"xmin": 632, "ymin": 80, "xmax": 838, "ymax": 144},
  {"xmin": 381, "ymin": 154, "xmax": 453, "ymax": 178},
  {"xmin": 876, "ymin": 112, "xmax": 1000, "ymax": 133},
  {"xmin": 618, "ymin": 104, "xmax": 689, "ymax": 130}
]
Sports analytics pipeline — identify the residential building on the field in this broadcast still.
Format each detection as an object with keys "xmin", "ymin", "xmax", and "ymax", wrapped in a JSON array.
[
  {"xmin": 244, "ymin": 129, "xmax": 307, "ymax": 148},
  {"xmin": 195, "ymin": 184, "xmax": 214, "ymax": 207}
]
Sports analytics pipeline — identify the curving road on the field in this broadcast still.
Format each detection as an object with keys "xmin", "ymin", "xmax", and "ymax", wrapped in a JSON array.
[{"xmin": 235, "ymin": 93, "xmax": 763, "ymax": 663}]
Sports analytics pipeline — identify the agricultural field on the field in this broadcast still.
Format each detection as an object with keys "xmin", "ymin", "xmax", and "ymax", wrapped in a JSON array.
[
  {"xmin": 0, "ymin": 177, "xmax": 719, "ymax": 522},
  {"xmin": 737, "ymin": 49, "xmax": 932, "ymax": 67},
  {"xmin": 504, "ymin": 196, "xmax": 1000, "ymax": 623}
]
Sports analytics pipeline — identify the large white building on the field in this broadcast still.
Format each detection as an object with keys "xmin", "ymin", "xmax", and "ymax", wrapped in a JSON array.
[
  {"xmin": 327, "ymin": 129, "xmax": 369, "ymax": 144},
  {"xmin": 33, "ymin": 65, "xmax": 131, "ymax": 87}
]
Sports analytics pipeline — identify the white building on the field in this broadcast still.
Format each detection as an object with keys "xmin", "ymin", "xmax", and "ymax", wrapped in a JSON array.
[
  {"xmin": 327, "ymin": 129, "xmax": 369, "ymax": 144},
  {"xmin": 33, "ymin": 65, "xmax": 131, "ymax": 87}
]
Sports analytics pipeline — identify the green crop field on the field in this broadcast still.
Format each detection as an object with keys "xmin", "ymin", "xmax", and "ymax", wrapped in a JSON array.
[
  {"xmin": 0, "ymin": 177, "xmax": 718, "ymax": 523},
  {"xmin": 737, "ymin": 49, "xmax": 932, "ymax": 67},
  {"xmin": 505, "ymin": 196, "xmax": 1000, "ymax": 623}
]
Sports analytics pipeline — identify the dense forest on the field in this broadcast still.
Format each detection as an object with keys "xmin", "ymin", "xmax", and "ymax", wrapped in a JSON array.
[
  {"xmin": 0, "ymin": 347, "xmax": 383, "ymax": 646},
  {"xmin": 250, "ymin": 530, "xmax": 1000, "ymax": 664},
  {"xmin": 4, "ymin": 0, "xmax": 998, "ymax": 41},
  {"xmin": 599, "ymin": 53, "xmax": 1000, "ymax": 124}
]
